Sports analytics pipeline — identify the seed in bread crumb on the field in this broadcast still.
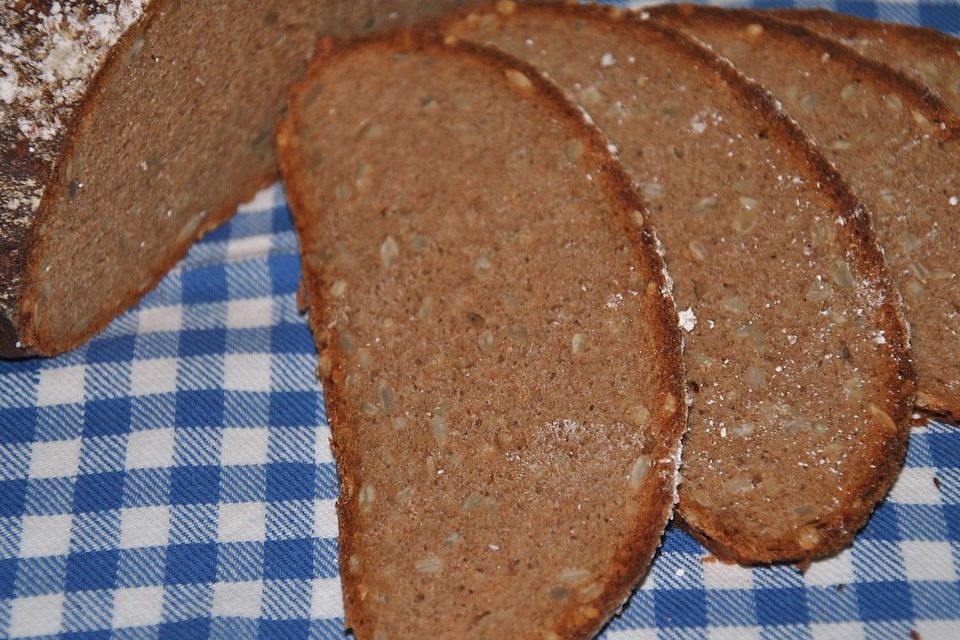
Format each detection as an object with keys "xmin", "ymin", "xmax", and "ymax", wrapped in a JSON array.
[
  {"xmin": 318, "ymin": 353, "xmax": 333, "ymax": 379},
  {"xmin": 733, "ymin": 209, "xmax": 758, "ymax": 234},
  {"xmin": 831, "ymin": 139, "xmax": 852, "ymax": 151},
  {"xmin": 629, "ymin": 456, "xmax": 651, "ymax": 490},
  {"xmin": 505, "ymin": 69, "xmax": 533, "ymax": 91},
  {"xmin": 800, "ymin": 93, "xmax": 819, "ymax": 110},
  {"xmin": 830, "ymin": 260, "xmax": 855, "ymax": 288},
  {"xmin": 549, "ymin": 586, "xmax": 571, "ymax": 601},
  {"xmin": 840, "ymin": 83, "xmax": 858, "ymax": 100},
  {"xmin": 380, "ymin": 236, "xmax": 399, "ymax": 268},
  {"xmin": 564, "ymin": 138, "xmax": 584, "ymax": 161},
  {"xmin": 507, "ymin": 324, "xmax": 530, "ymax": 343},
  {"xmin": 868, "ymin": 403, "xmax": 898, "ymax": 434},
  {"xmin": 798, "ymin": 525, "xmax": 820, "ymax": 550},
  {"xmin": 394, "ymin": 486, "xmax": 415, "ymax": 504},
  {"xmin": 641, "ymin": 182, "xmax": 665, "ymax": 199},
  {"xmin": 478, "ymin": 330, "xmax": 494, "ymax": 350},
  {"xmin": 745, "ymin": 366, "xmax": 766, "ymax": 389},
  {"xmin": 577, "ymin": 581, "xmax": 604, "ymax": 602},
  {"xmin": 417, "ymin": 296, "xmax": 433, "ymax": 322},
  {"xmin": 688, "ymin": 240, "xmax": 708, "ymax": 262},
  {"xmin": 349, "ymin": 554, "xmax": 362, "ymax": 574},
  {"xmin": 379, "ymin": 382, "xmax": 396, "ymax": 415},
  {"xmin": 560, "ymin": 568, "xmax": 591, "ymax": 584},
  {"xmin": 445, "ymin": 532, "xmax": 461, "ymax": 545},
  {"xmin": 431, "ymin": 414, "xmax": 448, "ymax": 447},
  {"xmin": 496, "ymin": 0, "xmax": 516, "ymax": 15},
  {"xmin": 426, "ymin": 455, "xmax": 437, "ymax": 477},
  {"xmin": 745, "ymin": 23, "xmax": 764, "ymax": 38},
  {"xmin": 691, "ymin": 195, "xmax": 717, "ymax": 216},
  {"xmin": 475, "ymin": 254, "xmax": 493, "ymax": 275},
  {"xmin": 361, "ymin": 402, "xmax": 379, "ymax": 417},
  {"xmin": 631, "ymin": 407, "xmax": 650, "ymax": 427},
  {"xmin": 373, "ymin": 631, "xmax": 388, "ymax": 640},
  {"xmin": 359, "ymin": 483, "xmax": 375, "ymax": 510},
  {"xmin": 724, "ymin": 476, "xmax": 753, "ymax": 493},
  {"xmin": 462, "ymin": 491, "xmax": 483, "ymax": 513},
  {"xmin": 663, "ymin": 394, "xmax": 677, "ymax": 415},
  {"xmin": 571, "ymin": 333, "xmax": 587, "ymax": 355},
  {"xmin": 330, "ymin": 279, "xmax": 348, "ymax": 298},
  {"xmin": 882, "ymin": 94, "xmax": 903, "ymax": 113},
  {"xmin": 415, "ymin": 554, "xmax": 443, "ymax": 574}
]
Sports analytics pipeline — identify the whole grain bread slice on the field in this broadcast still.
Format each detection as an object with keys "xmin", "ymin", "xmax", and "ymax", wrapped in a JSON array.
[
  {"xmin": 0, "ymin": 0, "xmax": 473, "ymax": 358},
  {"xmin": 651, "ymin": 3, "xmax": 960, "ymax": 422},
  {"xmin": 444, "ymin": 1, "xmax": 915, "ymax": 564},
  {"xmin": 277, "ymin": 30, "xmax": 687, "ymax": 639},
  {"xmin": 768, "ymin": 8, "xmax": 960, "ymax": 116}
]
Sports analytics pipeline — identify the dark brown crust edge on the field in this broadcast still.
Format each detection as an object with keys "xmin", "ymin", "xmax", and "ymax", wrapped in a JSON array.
[
  {"xmin": 276, "ymin": 27, "xmax": 688, "ymax": 640},
  {"xmin": 440, "ymin": 0, "xmax": 916, "ymax": 564},
  {"xmin": 645, "ymin": 3, "xmax": 960, "ymax": 424},
  {"xmin": 0, "ymin": 0, "xmax": 276, "ymax": 360}
]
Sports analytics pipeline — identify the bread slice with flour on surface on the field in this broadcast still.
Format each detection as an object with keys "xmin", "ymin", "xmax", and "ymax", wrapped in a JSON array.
[
  {"xmin": 277, "ymin": 30, "xmax": 687, "ymax": 639},
  {"xmin": 651, "ymin": 3, "xmax": 960, "ymax": 422},
  {"xmin": 0, "ymin": 0, "xmax": 470, "ymax": 358},
  {"xmin": 769, "ymin": 7, "xmax": 960, "ymax": 116},
  {"xmin": 444, "ymin": 1, "xmax": 915, "ymax": 564}
]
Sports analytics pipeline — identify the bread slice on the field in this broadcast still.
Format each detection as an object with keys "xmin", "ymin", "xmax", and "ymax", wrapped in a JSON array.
[
  {"xmin": 651, "ymin": 4, "xmax": 960, "ymax": 422},
  {"xmin": 0, "ymin": 0, "xmax": 471, "ymax": 358},
  {"xmin": 444, "ymin": 1, "xmax": 915, "ymax": 563},
  {"xmin": 276, "ymin": 30, "xmax": 687, "ymax": 639},
  {"xmin": 768, "ymin": 7, "xmax": 960, "ymax": 116}
]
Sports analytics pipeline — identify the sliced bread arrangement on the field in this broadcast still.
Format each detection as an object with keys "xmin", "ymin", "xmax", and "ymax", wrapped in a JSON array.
[
  {"xmin": 5, "ymin": 1, "xmax": 960, "ymax": 637},
  {"xmin": 769, "ymin": 7, "xmax": 960, "ymax": 116},
  {"xmin": 651, "ymin": 3, "xmax": 960, "ymax": 422},
  {"xmin": 276, "ymin": 31, "xmax": 687, "ymax": 639},
  {"xmin": 444, "ymin": 1, "xmax": 914, "ymax": 564},
  {"xmin": 0, "ymin": 0, "xmax": 470, "ymax": 358}
]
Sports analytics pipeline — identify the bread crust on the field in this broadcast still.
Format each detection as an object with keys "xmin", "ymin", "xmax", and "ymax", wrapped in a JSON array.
[
  {"xmin": 648, "ymin": 3, "xmax": 960, "ymax": 424},
  {"xmin": 441, "ymin": 0, "xmax": 915, "ymax": 564},
  {"xmin": 277, "ymin": 28, "xmax": 687, "ymax": 640}
]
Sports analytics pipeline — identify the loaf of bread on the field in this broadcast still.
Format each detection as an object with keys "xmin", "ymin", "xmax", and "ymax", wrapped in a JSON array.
[
  {"xmin": 444, "ymin": 1, "xmax": 915, "ymax": 564},
  {"xmin": 277, "ymin": 29, "xmax": 687, "ymax": 639},
  {"xmin": 652, "ymin": 4, "xmax": 960, "ymax": 422},
  {"xmin": 770, "ymin": 8, "xmax": 960, "ymax": 116},
  {"xmin": 0, "ymin": 0, "xmax": 469, "ymax": 358}
]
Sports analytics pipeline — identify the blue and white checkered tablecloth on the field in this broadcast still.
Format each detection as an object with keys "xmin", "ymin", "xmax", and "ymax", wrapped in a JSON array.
[{"xmin": 1, "ymin": 2, "xmax": 958, "ymax": 638}]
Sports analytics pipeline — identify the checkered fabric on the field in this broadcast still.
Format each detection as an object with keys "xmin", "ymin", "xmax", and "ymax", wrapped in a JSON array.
[{"xmin": 1, "ymin": 2, "xmax": 958, "ymax": 638}]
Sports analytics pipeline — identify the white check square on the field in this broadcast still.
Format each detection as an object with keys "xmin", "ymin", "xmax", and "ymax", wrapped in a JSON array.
[
  {"xmin": 9, "ymin": 594, "xmax": 64, "ymax": 637},
  {"xmin": 223, "ymin": 354, "xmax": 272, "ymax": 392},
  {"xmin": 219, "ymin": 502, "xmax": 266, "ymax": 542},
  {"xmin": 138, "ymin": 305, "xmax": 182, "ymax": 334},
  {"xmin": 37, "ymin": 366, "xmax": 85, "ymax": 406},
  {"xmin": 212, "ymin": 581, "xmax": 263, "ymax": 618},
  {"xmin": 113, "ymin": 586, "xmax": 164, "ymax": 628},
  {"xmin": 29, "ymin": 439, "xmax": 82, "ymax": 478},
  {"xmin": 130, "ymin": 358, "xmax": 178, "ymax": 396},
  {"xmin": 901, "ymin": 540, "xmax": 956, "ymax": 581},
  {"xmin": 19, "ymin": 514, "xmax": 72, "ymax": 558},
  {"xmin": 310, "ymin": 578, "xmax": 344, "ymax": 619},
  {"xmin": 126, "ymin": 428, "xmax": 176, "ymax": 469},
  {"xmin": 120, "ymin": 506, "xmax": 170, "ymax": 549},
  {"xmin": 226, "ymin": 297, "xmax": 273, "ymax": 329},
  {"xmin": 221, "ymin": 428, "xmax": 269, "ymax": 466}
]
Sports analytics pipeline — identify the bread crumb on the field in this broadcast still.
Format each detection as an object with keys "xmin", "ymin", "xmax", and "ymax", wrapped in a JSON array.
[{"xmin": 600, "ymin": 52, "xmax": 615, "ymax": 67}]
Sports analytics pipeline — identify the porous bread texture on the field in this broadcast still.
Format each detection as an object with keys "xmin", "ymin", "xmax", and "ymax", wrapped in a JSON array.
[
  {"xmin": 444, "ymin": 1, "xmax": 915, "ymax": 564},
  {"xmin": 650, "ymin": 4, "xmax": 960, "ymax": 422},
  {"xmin": 277, "ymin": 30, "xmax": 687, "ymax": 639},
  {"xmin": 0, "ymin": 0, "xmax": 471, "ymax": 358},
  {"xmin": 769, "ymin": 8, "xmax": 960, "ymax": 116}
]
